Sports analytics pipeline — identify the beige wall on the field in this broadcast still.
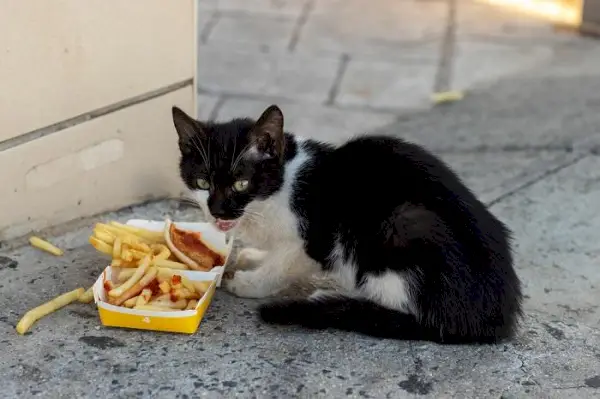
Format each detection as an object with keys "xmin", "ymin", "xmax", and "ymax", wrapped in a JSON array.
[{"xmin": 0, "ymin": 0, "xmax": 196, "ymax": 241}]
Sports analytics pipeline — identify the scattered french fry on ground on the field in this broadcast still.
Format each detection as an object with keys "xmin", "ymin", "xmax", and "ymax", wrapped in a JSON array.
[
  {"xmin": 78, "ymin": 287, "xmax": 95, "ymax": 304},
  {"xmin": 431, "ymin": 90, "xmax": 465, "ymax": 104},
  {"xmin": 29, "ymin": 236, "xmax": 64, "ymax": 256},
  {"xmin": 16, "ymin": 288, "xmax": 85, "ymax": 335}
]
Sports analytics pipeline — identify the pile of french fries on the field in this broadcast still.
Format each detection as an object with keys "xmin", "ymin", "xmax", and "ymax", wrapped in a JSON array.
[
  {"xmin": 104, "ymin": 258, "xmax": 211, "ymax": 311},
  {"xmin": 89, "ymin": 221, "xmax": 191, "ymax": 270}
]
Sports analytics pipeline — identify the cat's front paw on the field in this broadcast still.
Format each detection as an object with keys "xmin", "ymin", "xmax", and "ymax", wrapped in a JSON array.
[
  {"xmin": 233, "ymin": 248, "xmax": 267, "ymax": 271},
  {"xmin": 222, "ymin": 270, "xmax": 274, "ymax": 298}
]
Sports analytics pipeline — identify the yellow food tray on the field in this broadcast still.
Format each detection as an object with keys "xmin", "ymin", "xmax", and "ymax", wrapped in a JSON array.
[{"xmin": 93, "ymin": 266, "xmax": 218, "ymax": 334}]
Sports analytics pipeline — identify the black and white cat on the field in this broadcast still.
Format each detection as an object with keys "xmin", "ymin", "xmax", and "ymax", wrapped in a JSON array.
[{"xmin": 171, "ymin": 105, "xmax": 523, "ymax": 344}]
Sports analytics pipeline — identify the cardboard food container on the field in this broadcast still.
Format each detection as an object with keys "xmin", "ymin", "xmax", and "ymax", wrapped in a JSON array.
[
  {"xmin": 93, "ymin": 266, "xmax": 218, "ymax": 334},
  {"xmin": 125, "ymin": 219, "xmax": 234, "ymax": 287}
]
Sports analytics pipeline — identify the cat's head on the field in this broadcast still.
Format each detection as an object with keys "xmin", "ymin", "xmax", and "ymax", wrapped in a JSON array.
[{"xmin": 171, "ymin": 105, "xmax": 287, "ymax": 232}]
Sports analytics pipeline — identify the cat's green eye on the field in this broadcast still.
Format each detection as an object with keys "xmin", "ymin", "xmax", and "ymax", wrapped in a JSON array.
[
  {"xmin": 196, "ymin": 178, "xmax": 210, "ymax": 190},
  {"xmin": 233, "ymin": 179, "xmax": 249, "ymax": 192}
]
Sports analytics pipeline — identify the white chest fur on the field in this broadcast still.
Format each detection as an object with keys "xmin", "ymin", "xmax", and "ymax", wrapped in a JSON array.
[{"xmin": 236, "ymin": 142, "xmax": 310, "ymax": 250}]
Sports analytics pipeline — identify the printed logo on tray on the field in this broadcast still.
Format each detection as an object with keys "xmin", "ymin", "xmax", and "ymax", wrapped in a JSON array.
[{"xmin": 142, "ymin": 317, "xmax": 151, "ymax": 324}]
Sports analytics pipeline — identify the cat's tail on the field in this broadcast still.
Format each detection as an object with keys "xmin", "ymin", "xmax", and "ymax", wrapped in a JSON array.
[{"xmin": 258, "ymin": 295, "xmax": 500, "ymax": 344}]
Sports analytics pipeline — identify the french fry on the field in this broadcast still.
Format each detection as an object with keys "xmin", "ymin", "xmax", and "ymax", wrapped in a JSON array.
[
  {"xmin": 193, "ymin": 281, "xmax": 212, "ymax": 293},
  {"xmin": 120, "ymin": 249, "xmax": 134, "ymax": 262},
  {"xmin": 114, "ymin": 237, "xmax": 123, "ymax": 259},
  {"xmin": 116, "ymin": 268, "xmax": 137, "ymax": 283},
  {"xmin": 109, "ymin": 256, "xmax": 151, "ymax": 298},
  {"xmin": 112, "ymin": 267, "xmax": 158, "ymax": 306},
  {"xmin": 16, "ymin": 288, "xmax": 84, "ymax": 334},
  {"xmin": 96, "ymin": 224, "xmax": 153, "ymax": 248},
  {"xmin": 29, "ymin": 236, "xmax": 64, "ymax": 256},
  {"xmin": 151, "ymin": 244, "xmax": 171, "ymax": 260},
  {"xmin": 89, "ymin": 237, "xmax": 113, "ymax": 255},
  {"xmin": 123, "ymin": 296, "xmax": 139, "ymax": 308},
  {"xmin": 135, "ymin": 289, "xmax": 153, "ymax": 307},
  {"xmin": 171, "ymin": 288, "xmax": 201, "ymax": 301},
  {"xmin": 78, "ymin": 287, "xmax": 94, "ymax": 304},
  {"xmin": 185, "ymin": 300, "xmax": 198, "ymax": 310},
  {"xmin": 152, "ymin": 258, "xmax": 189, "ymax": 270},
  {"xmin": 108, "ymin": 222, "xmax": 164, "ymax": 242},
  {"xmin": 148, "ymin": 297, "xmax": 188, "ymax": 310},
  {"xmin": 159, "ymin": 280, "xmax": 171, "ymax": 294},
  {"xmin": 93, "ymin": 229, "xmax": 115, "ymax": 245}
]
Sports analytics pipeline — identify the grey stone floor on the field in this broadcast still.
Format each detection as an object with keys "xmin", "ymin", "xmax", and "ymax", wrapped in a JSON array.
[{"xmin": 3, "ymin": 0, "xmax": 600, "ymax": 398}]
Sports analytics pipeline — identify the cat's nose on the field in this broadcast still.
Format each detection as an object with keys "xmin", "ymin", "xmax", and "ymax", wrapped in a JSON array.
[
  {"xmin": 211, "ymin": 209, "xmax": 229, "ymax": 219},
  {"xmin": 208, "ymin": 201, "xmax": 229, "ymax": 219}
]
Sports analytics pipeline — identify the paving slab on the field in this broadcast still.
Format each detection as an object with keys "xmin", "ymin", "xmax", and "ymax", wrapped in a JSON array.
[
  {"xmin": 451, "ymin": 39, "xmax": 554, "ymax": 91},
  {"xmin": 376, "ymin": 70, "xmax": 600, "ymax": 151},
  {"xmin": 491, "ymin": 155, "xmax": 600, "ymax": 329},
  {"xmin": 297, "ymin": 0, "xmax": 447, "ymax": 57},
  {"xmin": 197, "ymin": 46, "xmax": 340, "ymax": 103},
  {"xmin": 207, "ymin": 13, "xmax": 296, "ymax": 51},
  {"xmin": 214, "ymin": 97, "xmax": 398, "ymax": 143},
  {"xmin": 335, "ymin": 57, "xmax": 438, "ymax": 110}
]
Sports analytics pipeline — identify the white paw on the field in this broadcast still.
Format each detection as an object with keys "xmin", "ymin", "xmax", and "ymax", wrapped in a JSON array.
[
  {"xmin": 233, "ymin": 248, "xmax": 267, "ymax": 271},
  {"xmin": 222, "ymin": 270, "xmax": 274, "ymax": 298}
]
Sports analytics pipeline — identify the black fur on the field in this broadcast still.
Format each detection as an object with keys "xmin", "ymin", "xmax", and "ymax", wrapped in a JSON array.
[{"xmin": 171, "ymin": 105, "xmax": 523, "ymax": 344}]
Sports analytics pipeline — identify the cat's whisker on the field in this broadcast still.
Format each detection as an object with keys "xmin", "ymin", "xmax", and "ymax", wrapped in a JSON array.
[
  {"xmin": 191, "ymin": 135, "xmax": 209, "ymax": 167},
  {"xmin": 166, "ymin": 196, "xmax": 203, "ymax": 209},
  {"xmin": 207, "ymin": 136, "xmax": 212, "ymax": 167},
  {"xmin": 230, "ymin": 136, "xmax": 238, "ymax": 170},
  {"xmin": 243, "ymin": 210, "xmax": 265, "ymax": 219}
]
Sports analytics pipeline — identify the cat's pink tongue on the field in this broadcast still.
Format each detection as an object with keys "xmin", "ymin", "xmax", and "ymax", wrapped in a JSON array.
[{"xmin": 215, "ymin": 219, "xmax": 237, "ymax": 232}]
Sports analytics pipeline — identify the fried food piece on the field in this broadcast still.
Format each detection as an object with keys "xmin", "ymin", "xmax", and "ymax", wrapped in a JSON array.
[
  {"xmin": 151, "ymin": 244, "xmax": 171, "ymax": 261},
  {"xmin": 123, "ymin": 296, "xmax": 139, "ymax": 308},
  {"xmin": 108, "ymin": 222, "xmax": 165, "ymax": 243},
  {"xmin": 116, "ymin": 268, "xmax": 137, "ymax": 283},
  {"xmin": 89, "ymin": 237, "xmax": 113, "ymax": 255},
  {"xmin": 193, "ymin": 281, "xmax": 212, "ymax": 293},
  {"xmin": 108, "ymin": 256, "xmax": 151, "ymax": 298},
  {"xmin": 431, "ymin": 90, "xmax": 465, "ymax": 104},
  {"xmin": 112, "ymin": 267, "xmax": 158, "ymax": 306},
  {"xmin": 16, "ymin": 288, "xmax": 84, "ymax": 334},
  {"xmin": 159, "ymin": 280, "xmax": 171, "ymax": 294},
  {"xmin": 152, "ymin": 258, "xmax": 189, "ymax": 270},
  {"xmin": 78, "ymin": 287, "xmax": 95, "ymax": 304},
  {"xmin": 147, "ymin": 297, "xmax": 188, "ymax": 310},
  {"xmin": 135, "ymin": 289, "xmax": 153, "ymax": 307},
  {"xmin": 29, "ymin": 236, "xmax": 64, "ymax": 256},
  {"xmin": 185, "ymin": 300, "xmax": 198, "ymax": 310}
]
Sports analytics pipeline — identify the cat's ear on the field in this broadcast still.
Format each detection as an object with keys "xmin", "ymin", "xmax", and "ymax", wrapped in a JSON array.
[
  {"xmin": 171, "ymin": 106, "xmax": 206, "ymax": 154},
  {"xmin": 249, "ymin": 105, "xmax": 285, "ymax": 161}
]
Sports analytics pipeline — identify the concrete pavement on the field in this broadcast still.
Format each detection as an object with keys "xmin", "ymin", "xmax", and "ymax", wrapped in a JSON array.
[{"xmin": 2, "ymin": 0, "xmax": 600, "ymax": 397}]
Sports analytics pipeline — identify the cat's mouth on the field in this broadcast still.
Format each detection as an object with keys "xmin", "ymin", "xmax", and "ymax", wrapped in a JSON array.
[{"xmin": 214, "ymin": 219, "xmax": 238, "ymax": 232}]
